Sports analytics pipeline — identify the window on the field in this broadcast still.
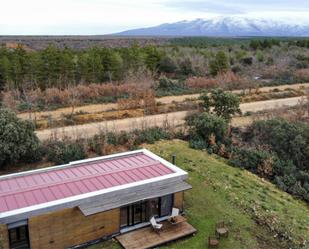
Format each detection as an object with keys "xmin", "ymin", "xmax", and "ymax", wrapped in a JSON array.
[
  {"xmin": 8, "ymin": 225, "xmax": 30, "ymax": 249},
  {"xmin": 148, "ymin": 198, "xmax": 159, "ymax": 218},
  {"xmin": 160, "ymin": 194, "xmax": 173, "ymax": 217},
  {"xmin": 120, "ymin": 194, "xmax": 174, "ymax": 229},
  {"xmin": 120, "ymin": 206, "xmax": 129, "ymax": 228}
]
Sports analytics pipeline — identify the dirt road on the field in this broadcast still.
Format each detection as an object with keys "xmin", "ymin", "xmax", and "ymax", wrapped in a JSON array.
[
  {"xmin": 18, "ymin": 83, "xmax": 309, "ymax": 121},
  {"xmin": 36, "ymin": 96, "xmax": 303, "ymax": 141}
]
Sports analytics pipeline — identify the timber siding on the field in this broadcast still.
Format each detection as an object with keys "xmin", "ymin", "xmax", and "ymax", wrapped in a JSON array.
[
  {"xmin": 28, "ymin": 207, "xmax": 120, "ymax": 249},
  {"xmin": 0, "ymin": 224, "xmax": 9, "ymax": 249},
  {"xmin": 0, "ymin": 150, "xmax": 190, "ymax": 249},
  {"xmin": 174, "ymin": 192, "xmax": 184, "ymax": 211}
]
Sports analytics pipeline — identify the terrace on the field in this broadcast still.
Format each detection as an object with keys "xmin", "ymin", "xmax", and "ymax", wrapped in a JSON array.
[{"xmin": 116, "ymin": 219, "xmax": 197, "ymax": 249}]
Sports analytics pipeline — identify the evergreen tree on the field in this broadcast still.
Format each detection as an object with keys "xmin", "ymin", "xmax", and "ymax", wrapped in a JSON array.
[{"xmin": 209, "ymin": 51, "xmax": 229, "ymax": 76}]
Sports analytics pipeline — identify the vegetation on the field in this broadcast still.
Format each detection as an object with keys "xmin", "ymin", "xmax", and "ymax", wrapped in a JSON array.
[
  {"xmin": 0, "ymin": 125, "xmax": 182, "ymax": 174},
  {"xmin": 88, "ymin": 140, "xmax": 309, "ymax": 249},
  {"xmin": 199, "ymin": 88, "xmax": 241, "ymax": 121},
  {"xmin": 230, "ymin": 119, "xmax": 309, "ymax": 202},
  {"xmin": 0, "ymin": 37, "xmax": 308, "ymax": 248},
  {"xmin": 1, "ymin": 37, "xmax": 309, "ymax": 112},
  {"xmin": 187, "ymin": 113, "xmax": 229, "ymax": 150},
  {"xmin": 186, "ymin": 89, "xmax": 240, "ymax": 150},
  {"xmin": 45, "ymin": 140, "xmax": 86, "ymax": 165},
  {"xmin": 209, "ymin": 51, "xmax": 229, "ymax": 76},
  {"xmin": 0, "ymin": 108, "xmax": 41, "ymax": 167},
  {"xmin": 186, "ymin": 88, "xmax": 309, "ymax": 203}
]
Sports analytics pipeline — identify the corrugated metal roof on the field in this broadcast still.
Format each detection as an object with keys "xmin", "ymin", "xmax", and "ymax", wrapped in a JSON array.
[{"xmin": 0, "ymin": 152, "xmax": 175, "ymax": 213}]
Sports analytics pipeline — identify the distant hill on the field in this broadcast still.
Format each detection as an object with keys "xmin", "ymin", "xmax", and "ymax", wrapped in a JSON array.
[{"xmin": 115, "ymin": 16, "xmax": 309, "ymax": 37}]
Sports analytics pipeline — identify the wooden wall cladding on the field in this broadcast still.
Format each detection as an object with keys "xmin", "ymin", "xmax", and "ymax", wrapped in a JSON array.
[
  {"xmin": 0, "ymin": 224, "xmax": 9, "ymax": 249},
  {"xmin": 28, "ymin": 207, "xmax": 120, "ymax": 249},
  {"xmin": 174, "ymin": 191, "xmax": 184, "ymax": 211}
]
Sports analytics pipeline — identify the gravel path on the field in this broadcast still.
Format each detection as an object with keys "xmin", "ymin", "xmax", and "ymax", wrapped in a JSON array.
[
  {"xmin": 18, "ymin": 83, "xmax": 309, "ymax": 121},
  {"xmin": 36, "ymin": 96, "xmax": 303, "ymax": 141}
]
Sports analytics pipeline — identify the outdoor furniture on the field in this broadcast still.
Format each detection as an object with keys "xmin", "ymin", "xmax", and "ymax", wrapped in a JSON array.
[
  {"xmin": 171, "ymin": 208, "xmax": 180, "ymax": 218},
  {"xmin": 215, "ymin": 221, "xmax": 229, "ymax": 238},
  {"xmin": 168, "ymin": 208, "xmax": 186, "ymax": 224},
  {"xmin": 168, "ymin": 208, "xmax": 180, "ymax": 223},
  {"xmin": 169, "ymin": 214, "xmax": 187, "ymax": 225},
  {"xmin": 150, "ymin": 217, "xmax": 163, "ymax": 233},
  {"xmin": 208, "ymin": 236, "xmax": 219, "ymax": 248}
]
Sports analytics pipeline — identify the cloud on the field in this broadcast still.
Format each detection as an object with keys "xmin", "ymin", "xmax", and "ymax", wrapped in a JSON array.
[
  {"xmin": 164, "ymin": 0, "xmax": 309, "ymax": 13},
  {"xmin": 0, "ymin": 0, "xmax": 308, "ymax": 35}
]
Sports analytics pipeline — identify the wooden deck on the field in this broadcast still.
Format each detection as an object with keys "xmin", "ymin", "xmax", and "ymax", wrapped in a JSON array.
[{"xmin": 116, "ymin": 220, "xmax": 197, "ymax": 249}]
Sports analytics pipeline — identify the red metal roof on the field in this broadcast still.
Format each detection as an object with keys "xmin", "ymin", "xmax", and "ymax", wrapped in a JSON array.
[{"xmin": 0, "ymin": 152, "xmax": 175, "ymax": 213}]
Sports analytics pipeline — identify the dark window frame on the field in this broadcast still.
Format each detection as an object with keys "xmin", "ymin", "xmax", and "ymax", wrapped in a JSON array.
[
  {"xmin": 120, "ymin": 194, "xmax": 174, "ymax": 229},
  {"xmin": 8, "ymin": 224, "xmax": 30, "ymax": 249}
]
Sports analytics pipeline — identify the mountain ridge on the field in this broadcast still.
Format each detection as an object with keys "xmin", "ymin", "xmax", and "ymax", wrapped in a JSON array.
[{"xmin": 114, "ymin": 16, "xmax": 309, "ymax": 37}]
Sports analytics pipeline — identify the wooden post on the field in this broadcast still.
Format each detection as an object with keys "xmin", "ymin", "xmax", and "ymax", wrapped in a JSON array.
[{"xmin": 172, "ymin": 154, "xmax": 176, "ymax": 165}]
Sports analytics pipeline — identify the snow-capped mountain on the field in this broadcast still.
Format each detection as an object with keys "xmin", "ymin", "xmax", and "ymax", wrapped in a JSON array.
[{"xmin": 115, "ymin": 16, "xmax": 309, "ymax": 37}]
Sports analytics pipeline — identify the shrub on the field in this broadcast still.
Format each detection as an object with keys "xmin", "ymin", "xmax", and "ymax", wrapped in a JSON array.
[
  {"xmin": 248, "ymin": 119, "xmax": 309, "ymax": 170},
  {"xmin": 186, "ymin": 112, "xmax": 228, "ymax": 148},
  {"xmin": 45, "ymin": 140, "xmax": 86, "ymax": 164},
  {"xmin": 199, "ymin": 88, "xmax": 241, "ymax": 121},
  {"xmin": 0, "ymin": 108, "xmax": 41, "ymax": 167},
  {"xmin": 87, "ymin": 134, "xmax": 106, "ymax": 155},
  {"xmin": 159, "ymin": 56, "xmax": 178, "ymax": 73},
  {"xmin": 185, "ymin": 76, "xmax": 217, "ymax": 89},
  {"xmin": 132, "ymin": 127, "xmax": 171, "ymax": 145},
  {"xmin": 179, "ymin": 57, "xmax": 194, "ymax": 75},
  {"xmin": 236, "ymin": 118, "xmax": 309, "ymax": 202},
  {"xmin": 294, "ymin": 68, "xmax": 309, "ymax": 82},
  {"xmin": 156, "ymin": 76, "xmax": 177, "ymax": 90},
  {"xmin": 240, "ymin": 57, "xmax": 253, "ymax": 65},
  {"xmin": 229, "ymin": 147, "xmax": 275, "ymax": 176}
]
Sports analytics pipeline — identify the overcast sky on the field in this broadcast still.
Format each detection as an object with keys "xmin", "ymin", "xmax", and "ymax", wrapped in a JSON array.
[{"xmin": 1, "ymin": 0, "xmax": 309, "ymax": 35}]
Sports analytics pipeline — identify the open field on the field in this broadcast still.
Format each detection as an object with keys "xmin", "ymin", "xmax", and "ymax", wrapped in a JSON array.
[
  {"xmin": 17, "ymin": 83, "xmax": 309, "ymax": 121},
  {"xmin": 36, "ymin": 96, "xmax": 304, "ymax": 140},
  {"xmin": 87, "ymin": 140, "xmax": 309, "ymax": 249}
]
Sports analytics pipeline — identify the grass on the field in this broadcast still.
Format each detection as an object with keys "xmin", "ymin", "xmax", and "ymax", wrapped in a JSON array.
[{"xmin": 87, "ymin": 140, "xmax": 309, "ymax": 249}]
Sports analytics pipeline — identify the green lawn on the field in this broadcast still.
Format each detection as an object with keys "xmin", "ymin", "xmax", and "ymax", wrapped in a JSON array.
[{"xmin": 88, "ymin": 140, "xmax": 309, "ymax": 249}]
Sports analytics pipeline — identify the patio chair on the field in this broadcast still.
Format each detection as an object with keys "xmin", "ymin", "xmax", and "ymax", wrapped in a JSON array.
[
  {"xmin": 215, "ymin": 221, "xmax": 229, "ymax": 238},
  {"xmin": 208, "ymin": 235, "xmax": 219, "ymax": 248},
  {"xmin": 169, "ymin": 207, "xmax": 180, "ymax": 223},
  {"xmin": 171, "ymin": 208, "xmax": 180, "ymax": 218},
  {"xmin": 150, "ymin": 217, "xmax": 163, "ymax": 233}
]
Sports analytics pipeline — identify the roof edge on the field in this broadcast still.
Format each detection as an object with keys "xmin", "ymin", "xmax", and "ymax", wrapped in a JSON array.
[{"xmin": 0, "ymin": 149, "xmax": 146, "ymax": 180}]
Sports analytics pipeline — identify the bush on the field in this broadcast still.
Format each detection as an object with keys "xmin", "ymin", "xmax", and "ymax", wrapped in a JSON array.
[
  {"xmin": 248, "ymin": 119, "xmax": 309, "ymax": 170},
  {"xmin": 159, "ymin": 56, "xmax": 178, "ymax": 73},
  {"xmin": 235, "ymin": 118, "xmax": 309, "ymax": 202},
  {"xmin": 199, "ymin": 88, "xmax": 241, "ymax": 121},
  {"xmin": 45, "ymin": 140, "xmax": 86, "ymax": 164},
  {"xmin": 132, "ymin": 127, "xmax": 171, "ymax": 145},
  {"xmin": 156, "ymin": 77, "xmax": 181, "ymax": 91},
  {"xmin": 187, "ymin": 112, "xmax": 228, "ymax": 148},
  {"xmin": 229, "ymin": 147, "xmax": 275, "ymax": 175},
  {"xmin": 240, "ymin": 57, "xmax": 253, "ymax": 65},
  {"xmin": 0, "ymin": 108, "xmax": 41, "ymax": 167},
  {"xmin": 185, "ymin": 76, "xmax": 217, "ymax": 89}
]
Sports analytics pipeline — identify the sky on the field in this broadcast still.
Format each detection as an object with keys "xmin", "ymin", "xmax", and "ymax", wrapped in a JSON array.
[{"xmin": 0, "ymin": 0, "xmax": 309, "ymax": 35}]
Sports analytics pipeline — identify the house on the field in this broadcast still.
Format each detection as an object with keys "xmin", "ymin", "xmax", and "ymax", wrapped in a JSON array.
[{"xmin": 0, "ymin": 149, "xmax": 192, "ymax": 249}]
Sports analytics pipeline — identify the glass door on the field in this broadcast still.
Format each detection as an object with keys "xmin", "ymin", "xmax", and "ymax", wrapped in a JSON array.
[
  {"xmin": 8, "ymin": 225, "xmax": 30, "ymax": 249},
  {"xmin": 120, "ymin": 194, "xmax": 174, "ymax": 229},
  {"xmin": 120, "ymin": 201, "xmax": 148, "ymax": 228},
  {"xmin": 133, "ymin": 203, "xmax": 143, "ymax": 225},
  {"xmin": 160, "ymin": 194, "xmax": 173, "ymax": 217}
]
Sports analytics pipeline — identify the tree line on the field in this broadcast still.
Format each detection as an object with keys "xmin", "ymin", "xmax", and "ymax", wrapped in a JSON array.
[{"xmin": 0, "ymin": 44, "xmax": 164, "ymax": 90}]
